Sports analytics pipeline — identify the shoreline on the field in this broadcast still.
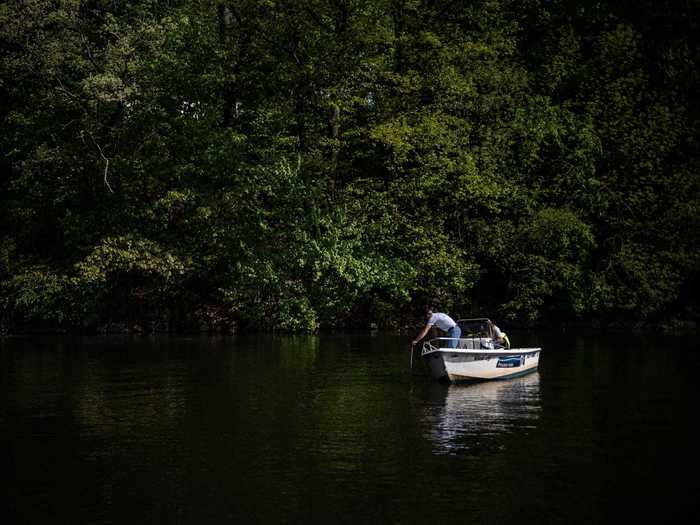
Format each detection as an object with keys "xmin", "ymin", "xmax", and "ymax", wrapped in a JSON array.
[{"xmin": 2, "ymin": 317, "xmax": 697, "ymax": 337}]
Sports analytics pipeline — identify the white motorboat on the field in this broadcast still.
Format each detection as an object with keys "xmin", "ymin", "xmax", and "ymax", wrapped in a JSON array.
[{"xmin": 421, "ymin": 318, "xmax": 541, "ymax": 382}]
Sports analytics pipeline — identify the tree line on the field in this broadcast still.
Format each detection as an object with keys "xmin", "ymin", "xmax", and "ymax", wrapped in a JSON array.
[{"xmin": 1, "ymin": 0, "xmax": 698, "ymax": 333}]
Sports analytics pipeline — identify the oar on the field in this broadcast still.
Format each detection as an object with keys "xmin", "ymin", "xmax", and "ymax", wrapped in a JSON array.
[{"xmin": 410, "ymin": 342, "xmax": 416, "ymax": 368}]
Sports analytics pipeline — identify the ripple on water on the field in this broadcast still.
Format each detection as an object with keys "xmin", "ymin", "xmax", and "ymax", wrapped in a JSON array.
[{"xmin": 421, "ymin": 372, "xmax": 542, "ymax": 455}]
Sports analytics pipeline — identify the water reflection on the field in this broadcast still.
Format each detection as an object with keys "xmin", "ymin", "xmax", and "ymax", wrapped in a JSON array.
[{"xmin": 422, "ymin": 373, "xmax": 541, "ymax": 455}]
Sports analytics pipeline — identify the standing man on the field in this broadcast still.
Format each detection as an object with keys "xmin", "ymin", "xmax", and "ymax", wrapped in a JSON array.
[{"xmin": 412, "ymin": 309, "xmax": 461, "ymax": 349}]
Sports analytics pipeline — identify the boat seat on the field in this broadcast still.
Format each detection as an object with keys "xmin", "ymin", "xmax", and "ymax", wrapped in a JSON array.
[{"xmin": 458, "ymin": 338, "xmax": 490, "ymax": 350}]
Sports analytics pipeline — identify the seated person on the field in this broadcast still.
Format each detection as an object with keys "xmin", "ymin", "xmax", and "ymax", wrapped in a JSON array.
[{"xmin": 485, "ymin": 319, "xmax": 506, "ymax": 348}]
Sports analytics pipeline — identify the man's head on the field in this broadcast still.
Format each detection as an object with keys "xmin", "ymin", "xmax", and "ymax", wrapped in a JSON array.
[{"xmin": 425, "ymin": 307, "xmax": 433, "ymax": 319}]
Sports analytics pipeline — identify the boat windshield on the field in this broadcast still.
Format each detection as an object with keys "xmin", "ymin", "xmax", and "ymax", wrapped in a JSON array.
[{"xmin": 455, "ymin": 318, "xmax": 491, "ymax": 338}]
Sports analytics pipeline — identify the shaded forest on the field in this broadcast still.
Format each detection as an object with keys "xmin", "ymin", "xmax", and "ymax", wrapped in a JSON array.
[{"xmin": 1, "ymin": 0, "xmax": 698, "ymax": 333}]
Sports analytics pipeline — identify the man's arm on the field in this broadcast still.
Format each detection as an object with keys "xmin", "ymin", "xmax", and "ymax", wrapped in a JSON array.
[{"xmin": 413, "ymin": 324, "xmax": 432, "ymax": 345}]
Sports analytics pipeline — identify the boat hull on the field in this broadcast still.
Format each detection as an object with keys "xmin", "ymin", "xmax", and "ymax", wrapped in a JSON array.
[{"xmin": 423, "ymin": 348, "xmax": 541, "ymax": 382}]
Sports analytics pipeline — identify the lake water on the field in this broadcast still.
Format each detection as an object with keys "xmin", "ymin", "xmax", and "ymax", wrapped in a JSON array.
[{"xmin": 1, "ymin": 332, "xmax": 698, "ymax": 524}]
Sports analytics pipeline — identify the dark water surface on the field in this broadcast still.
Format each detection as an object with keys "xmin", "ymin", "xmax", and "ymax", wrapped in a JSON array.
[{"xmin": 1, "ymin": 332, "xmax": 698, "ymax": 524}]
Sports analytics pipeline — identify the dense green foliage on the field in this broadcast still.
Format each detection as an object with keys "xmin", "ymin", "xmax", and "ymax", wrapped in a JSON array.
[{"xmin": 1, "ymin": 0, "xmax": 698, "ymax": 332}]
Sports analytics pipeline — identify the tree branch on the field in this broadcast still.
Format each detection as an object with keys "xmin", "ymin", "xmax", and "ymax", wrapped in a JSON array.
[{"xmin": 87, "ymin": 132, "xmax": 114, "ymax": 193}]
